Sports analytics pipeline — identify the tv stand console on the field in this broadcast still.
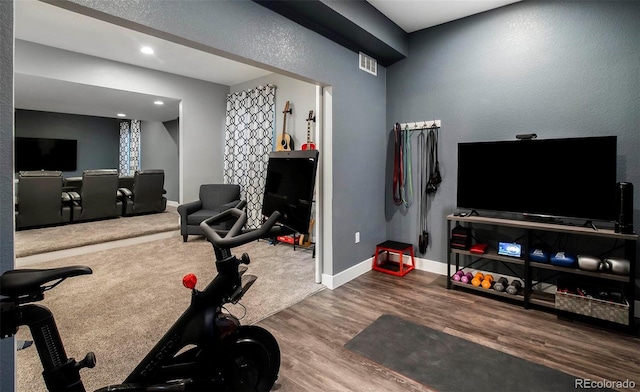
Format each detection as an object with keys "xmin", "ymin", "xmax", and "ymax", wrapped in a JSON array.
[{"xmin": 446, "ymin": 214, "xmax": 637, "ymax": 330}]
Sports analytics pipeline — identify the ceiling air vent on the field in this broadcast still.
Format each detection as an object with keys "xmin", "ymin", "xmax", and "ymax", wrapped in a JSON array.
[{"xmin": 359, "ymin": 52, "xmax": 377, "ymax": 76}]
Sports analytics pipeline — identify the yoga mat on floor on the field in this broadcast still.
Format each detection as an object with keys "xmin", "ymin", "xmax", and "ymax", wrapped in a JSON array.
[{"xmin": 344, "ymin": 314, "xmax": 611, "ymax": 392}]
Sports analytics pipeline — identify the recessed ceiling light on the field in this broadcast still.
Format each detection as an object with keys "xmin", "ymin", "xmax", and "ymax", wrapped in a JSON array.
[
  {"xmin": 140, "ymin": 46, "xmax": 154, "ymax": 55},
  {"xmin": 154, "ymin": 100, "xmax": 164, "ymax": 105},
  {"xmin": 117, "ymin": 113, "xmax": 127, "ymax": 117}
]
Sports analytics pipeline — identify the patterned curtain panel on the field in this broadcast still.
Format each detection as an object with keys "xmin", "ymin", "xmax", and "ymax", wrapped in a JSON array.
[
  {"xmin": 223, "ymin": 85, "xmax": 276, "ymax": 229},
  {"xmin": 119, "ymin": 119, "xmax": 142, "ymax": 176}
]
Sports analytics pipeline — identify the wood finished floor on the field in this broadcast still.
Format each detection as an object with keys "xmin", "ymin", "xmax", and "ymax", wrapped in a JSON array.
[{"xmin": 256, "ymin": 270, "xmax": 640, "ymax": 392}]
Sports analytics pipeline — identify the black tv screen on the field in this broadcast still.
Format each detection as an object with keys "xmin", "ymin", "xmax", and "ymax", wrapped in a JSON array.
[
  {"xmin": 262, "ymin": 150, "xmax": 319, "ymax": 234},
  {"xmin": 15, "ymin": 137, "xmax": 77, "ymax": 172},
  {"xmin": 457, "ymin": 136, "xmax": 617, "ymax": 222}
]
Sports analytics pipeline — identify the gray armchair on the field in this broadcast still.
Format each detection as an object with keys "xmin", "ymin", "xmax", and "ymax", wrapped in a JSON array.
[
  {"xmin": 177, "ymin": 184, "xmax": 242, "ymax": 242},
  {"xmin": 15, "ymin": 171, "xmax": 72, "ymax": 230},
  {"xmin": 68, "ymin": 169, "xmax": 122, "ymax": 222},
  {"xmin": 119, "ymin": 169, "xmax": 167, "ymax": 216}
]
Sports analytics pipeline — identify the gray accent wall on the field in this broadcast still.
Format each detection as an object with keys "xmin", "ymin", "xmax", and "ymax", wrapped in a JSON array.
[
  {"xmin": 0, "ymin": 2, "xmax": 13, "ymax": 390},
  {"xmin": 59, "ymin": 0, "xmax": 389, "ymax": 277},
  {"xmin": 386, "ymin": 1, "xmax": 640, "ymax": 267},
  {"xmin": 140, "ymin": 119, "xmax": 179, "ymax": 202},
  {"xmin": 15, "ymin": 109, "xmax": 120, "ymax": 177}
]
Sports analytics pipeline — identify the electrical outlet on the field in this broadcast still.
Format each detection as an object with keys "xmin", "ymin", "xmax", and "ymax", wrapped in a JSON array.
[{"xmin": 355, "ymin": 232, "xmax": 360, "ymax": 243}]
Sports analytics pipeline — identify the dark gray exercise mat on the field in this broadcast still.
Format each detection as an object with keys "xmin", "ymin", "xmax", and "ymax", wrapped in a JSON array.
[{"xmin": 344, "ymin": 314, "xmax": 611, "ymax": 392}]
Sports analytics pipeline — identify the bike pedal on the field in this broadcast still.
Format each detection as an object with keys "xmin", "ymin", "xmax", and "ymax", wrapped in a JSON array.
[
  {"xmin": 241, "ymin": 275, "xmax": 257, "ymax": 292},
  {"xmin": 230, "ymin": 275, "xmax": 257, "ymax": 304},
  {"xmin": 239, "ymin": 265, "xmax": 248, "ymax": 276}
]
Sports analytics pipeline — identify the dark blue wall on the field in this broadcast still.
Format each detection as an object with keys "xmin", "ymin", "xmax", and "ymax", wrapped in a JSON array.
[
  {"xmin": 15, "ymin": 109, "xmax": 121, "ymax": 177},
  {"xmin": 386, "ymin": 1, "xmax": 640, "ymax": 266}
]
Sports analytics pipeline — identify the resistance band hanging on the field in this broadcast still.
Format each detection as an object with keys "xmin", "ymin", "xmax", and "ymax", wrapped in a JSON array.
[
  {"xmin": 418, "ymin": 129, "xmax": 429, "ymax": 253},
  {"xmin": 402, "ymin": 124, "xmax": 413, "ymax": 206},
  {"xmin": 392, "ymin": 123, "xmax": 402, "ymax": 205},
  {"xmin": 393, "ymin": 120, "xmax": 442, "ymax": 253},
  {"xmin": 420, "ymin": 126, "xmax": 442, "ymax": 253},
  {"xmin": 392, "ymin": 123, "xmax": 413, "ymax": 208},
  {"xmin": 426, "ymin": 127, "xmax": 441, "ymax": 193}
]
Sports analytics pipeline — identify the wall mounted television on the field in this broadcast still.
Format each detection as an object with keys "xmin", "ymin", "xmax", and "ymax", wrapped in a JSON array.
[
  {"xmin": 457, "ymin": 136, "xmax": 617, "ymax": 222},
  {"xmin": 15, "ymin": 137, "xmax": 78, "ymax": 172},
  {"xmin": 262, "ymin": 150, "xmax": 319, "ymax": 234}
]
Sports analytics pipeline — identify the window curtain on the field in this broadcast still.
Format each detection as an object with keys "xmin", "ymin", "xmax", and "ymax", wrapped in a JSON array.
[
  {"xmin": 119, "ymin": 119, "xmax": 141, "ymax": 176},
  {"xmin": 223, "ymin": 85, "xmax": 276, "ymax": 229}
]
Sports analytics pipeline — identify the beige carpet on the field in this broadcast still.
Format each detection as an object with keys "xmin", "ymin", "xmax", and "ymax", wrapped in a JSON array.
[
  {"xmin": 16, "ymin": 236, "xmax": 323, "ymax": 392},
  {"xmin": 15, "ymin": 207, "xmax": 180, "ymax": 258}
]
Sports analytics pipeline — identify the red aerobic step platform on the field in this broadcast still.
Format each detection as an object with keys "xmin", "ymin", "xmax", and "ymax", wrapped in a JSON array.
[{"xmin": 372, "ymin": 240, "xmax": 415, "ymax": 277}]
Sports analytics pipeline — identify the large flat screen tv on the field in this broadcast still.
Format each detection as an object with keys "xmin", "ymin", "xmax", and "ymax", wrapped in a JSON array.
[
  {"xmin": 457, "ymin": 136, "xmax": 617, "ymax": 222},
  {"xmin": 15, "ymin": 137, "xmax": 77, "ymax": 172},
  {"xmin": 262, "ymin": 150, "xmax": 319, "ymax": 234}
]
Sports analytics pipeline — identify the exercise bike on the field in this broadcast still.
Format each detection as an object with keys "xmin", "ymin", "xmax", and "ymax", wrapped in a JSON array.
[{"xmin": 1, "ymin": 205, "xmax": 288, "ymax": 391}]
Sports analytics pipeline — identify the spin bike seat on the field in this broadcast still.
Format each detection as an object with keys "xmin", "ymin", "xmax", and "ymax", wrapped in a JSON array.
[{"xmin": 0, "ymin": 266, "xmax": 92, "ymax": 298}]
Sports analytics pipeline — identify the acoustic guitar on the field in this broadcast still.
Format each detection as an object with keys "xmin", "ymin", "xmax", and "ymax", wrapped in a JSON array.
[
  {"xmin": 276, "ymin": 101, "xmax": 294, "ymax": 151},
  {"xmin": 298, "ymin": 218, "xmax": 315, "ymax": 247},
  {"xmin": 301, "ymin": 110, "xmax": 316, "ymax": 150}
]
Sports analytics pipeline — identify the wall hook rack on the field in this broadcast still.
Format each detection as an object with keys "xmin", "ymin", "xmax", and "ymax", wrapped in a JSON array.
[{"xmin": 400, "ymin": 120, "xmax": 441, "ymax": 131}]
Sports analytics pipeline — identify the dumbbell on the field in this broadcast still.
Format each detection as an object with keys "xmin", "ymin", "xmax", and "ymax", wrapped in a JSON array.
[
  {"xmin": 460, "ymin": 272, "xmax": 473, "ymax": 284},
  {"xmin": 471, "ymin": 272, "xmax": 485, "ymax": 287},
  {"xmin": 506, "ymin": 280, "xmax": 522, "ymax": 295},
  {"xmin": 452, "ymin": 270, "xmax": 465, "ymax": 281},
  {"xmin": 481, "ymin": 274, "xmax": 494, "ymax": 289},
  {"xmin": 493, "ymin": 277, "xmax": 509, "ymax": 292}
]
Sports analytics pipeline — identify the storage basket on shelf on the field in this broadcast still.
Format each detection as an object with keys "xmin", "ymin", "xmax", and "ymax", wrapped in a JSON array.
[{"xmin": 555, "ymin": 284, "xmax": 629, "ymax": 325}]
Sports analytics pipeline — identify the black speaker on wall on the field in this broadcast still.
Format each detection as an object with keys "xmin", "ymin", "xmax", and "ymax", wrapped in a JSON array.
[{"xmin": 615, "ymin": 182, "xmax": 634, "ymax": 234}]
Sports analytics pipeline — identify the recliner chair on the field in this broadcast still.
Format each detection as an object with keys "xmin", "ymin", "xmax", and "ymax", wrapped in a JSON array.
[
  {"xmin": 15, "ymin": 171, "xmax": 72, "ymax": 230},
  {"xmin": 68, "ymin": 169, "xmax": 122, "ymax": 222},
  {"xmin": 177, "ymin": 184, "xmax": 243, "ymax": 242},
  {"xmin": 119, "ymin": 169, "xmax": 167, "ymax": 216}
]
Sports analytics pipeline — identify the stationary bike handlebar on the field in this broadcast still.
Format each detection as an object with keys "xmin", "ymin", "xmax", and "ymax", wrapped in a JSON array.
[{"xmin": 200, "ymin": 206, "xmax": 284, "ymax": 249}]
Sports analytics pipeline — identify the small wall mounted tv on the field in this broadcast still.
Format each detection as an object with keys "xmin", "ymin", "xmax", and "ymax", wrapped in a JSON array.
[
  {"xmin": 457, "ymin": 136, "xmax": 617, "ymax": 222},
  {"xmin": 15, "ymin": 137, "xmax": 77, "ymax": 172},
  {"xmin": 262, "ymin": 150, "xmax": 319, "ymax": 234}
]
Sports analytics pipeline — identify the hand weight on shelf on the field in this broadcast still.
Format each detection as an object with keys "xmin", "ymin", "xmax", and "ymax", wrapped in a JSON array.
[
  {"xmin": 506, "ymin": 280, "xmax": 522, "ymax": 295},
  {"xmin": 493, "ymin": 277, "xmax": 508, "ymax": 292},
  {"xmin": 452, "ymin": 270, "xmax": 465, "ymax": 281},
  {"xmin": 460, "ymin": 272, "xmax": 473, "ymax": 284},
  {"xmin": 471, "ymin": 272, "xmax": 485, "ymax": 287},
  {"xmin": 481, "ymin": 274, "xmax": 494, "ymax": 289}
]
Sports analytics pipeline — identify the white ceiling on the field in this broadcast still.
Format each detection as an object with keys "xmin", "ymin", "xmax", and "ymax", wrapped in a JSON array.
[
  {"xmin": 14, "ymin": 0, "xmax": 272, "ymax": 122},
  {"xmin": 14, "ymin": 0, "xmax": 521, "ymax": 122},
  {"xmin": 366, "ymin": 0, "xmax": 521, "ymax": 33}
]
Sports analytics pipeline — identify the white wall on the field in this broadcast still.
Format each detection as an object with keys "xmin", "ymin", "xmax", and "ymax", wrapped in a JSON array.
[
  {"xmin": 16, "ymin": 40, "xmax": 229, "ymax": 203},
  {"xmin": 230, "ymin": 73, "xmax": 317, "ymax": 151}
]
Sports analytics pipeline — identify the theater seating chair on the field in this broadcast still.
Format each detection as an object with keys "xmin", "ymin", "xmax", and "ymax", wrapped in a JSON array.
[
  {"xmin": 15, "ymin": 171, "xmax": 72, "ymax": 230},
  {"xmin": 119, "ymin": 169, "xmax": 167, "ymax": 216},
  {"xmin": 68, "ymin": 169, "xmax": 122, "ymax": 222},
  {"xmin": 177, "ymin": 184, "xmax": 243, "ymax": 242}
]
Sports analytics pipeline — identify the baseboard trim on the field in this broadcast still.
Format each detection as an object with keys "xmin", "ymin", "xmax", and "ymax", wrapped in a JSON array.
[
  {"xmin": 415, "ymin": 257, "xmax": 448, "ymax": 275},
  {"xmin": 322, "ymin": 254, "xmax": 447, "ymax": 290},
  {"xmin": 322, "ymin": 257, "xmax": 372, "ymax": 290},
  {"xmin": 167, "ymin": 200, "xmax": 179, "ymax": 207}
]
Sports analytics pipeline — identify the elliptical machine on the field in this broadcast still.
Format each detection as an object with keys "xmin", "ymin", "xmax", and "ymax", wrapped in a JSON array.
[{"xmin": 1, "ymin": 204, "xmax": 288, "ymax": 391}]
